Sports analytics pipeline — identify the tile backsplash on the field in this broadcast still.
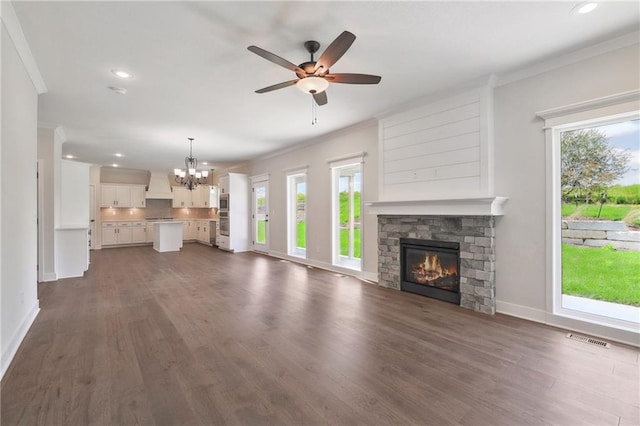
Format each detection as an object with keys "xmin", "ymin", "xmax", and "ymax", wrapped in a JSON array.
[{"xmin": 100, "ymin": 199, "xmax": 217, "ymax": 221}]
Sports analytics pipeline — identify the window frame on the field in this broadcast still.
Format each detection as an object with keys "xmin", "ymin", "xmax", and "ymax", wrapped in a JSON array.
[{"xmin": 286, "ymin": 169, "xmax": 307, "ymax": 258}]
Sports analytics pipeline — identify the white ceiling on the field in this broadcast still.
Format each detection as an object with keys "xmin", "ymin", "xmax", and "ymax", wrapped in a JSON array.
[{"xmin": 12, "ymin": 1, "xmax": 640, "ymax": 173}]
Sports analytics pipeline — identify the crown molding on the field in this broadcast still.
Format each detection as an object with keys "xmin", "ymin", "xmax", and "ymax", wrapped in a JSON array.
[
  {"xmin": 1, "ymin": 1, "xmax": 47, "ymax": 94},
  {"xmin": 496, "ymin": 31, "xmax": 640, "ymax": 87}
]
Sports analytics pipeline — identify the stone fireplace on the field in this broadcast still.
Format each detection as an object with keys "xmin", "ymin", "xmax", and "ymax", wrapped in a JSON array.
[
  {"xmin": 377, "ymin": 215, "xmax": 496, "ymax": 314},
  {"xmin": 368, "ymin": 82, "xmax": 506, "ymax": 314}
]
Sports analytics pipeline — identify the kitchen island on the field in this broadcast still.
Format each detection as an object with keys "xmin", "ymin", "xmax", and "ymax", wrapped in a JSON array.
[{"xmin": 153, "ymin": 221, "xmax": 183, "ymax": 252}]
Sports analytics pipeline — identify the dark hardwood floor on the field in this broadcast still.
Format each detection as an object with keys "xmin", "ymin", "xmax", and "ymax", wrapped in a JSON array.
[{"xmin": 1, "ymin": 244, "xmax": 638, "ymax": 425}]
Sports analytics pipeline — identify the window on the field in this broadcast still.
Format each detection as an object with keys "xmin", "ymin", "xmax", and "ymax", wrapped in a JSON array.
[
  {"xmin": 331, "ymin": 161, "xmax": 362, "ymax": 271},
  {"xmin": 557, "ymin": 118, "xmax": 639, "ymax": 325},
  {"xmin": 287, "ymin": 171, "xmax": 306, "ymax": 258},
  {"xmin": 538, "ymin": 91, "xmax": 639, "ymax": 336}
]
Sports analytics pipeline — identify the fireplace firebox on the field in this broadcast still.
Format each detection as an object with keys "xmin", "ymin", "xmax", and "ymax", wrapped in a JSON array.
[{"xmin": 400, "ymin": 238, "xmax": 460, "ymax": 304}]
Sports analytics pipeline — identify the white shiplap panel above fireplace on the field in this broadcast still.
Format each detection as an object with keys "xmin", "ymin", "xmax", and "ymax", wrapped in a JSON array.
[{"xmin": 378, "ymin": 82, "xmax": 494, "ymax": 202}]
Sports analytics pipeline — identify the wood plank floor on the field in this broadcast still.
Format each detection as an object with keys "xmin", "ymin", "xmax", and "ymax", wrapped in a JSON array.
[{"xmin": 2, "ymin": 243, "xmax": 639, "ymax": 425}]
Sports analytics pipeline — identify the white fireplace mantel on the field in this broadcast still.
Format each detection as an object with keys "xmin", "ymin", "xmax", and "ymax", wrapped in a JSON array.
[{"xmin": 365, "ymin": 196, "xmax": 508, "ymax": 216}]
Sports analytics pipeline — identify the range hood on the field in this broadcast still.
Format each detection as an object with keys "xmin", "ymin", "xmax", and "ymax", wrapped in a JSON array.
[{"xmin": 146, "ymin": 172, "xmax": 174, "ymax": 199}]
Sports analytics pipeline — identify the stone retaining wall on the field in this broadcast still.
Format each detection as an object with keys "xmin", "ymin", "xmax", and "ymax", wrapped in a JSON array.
[{"xmin": 562, "ymin": 220, "xmax": 640, "ymax": 251}]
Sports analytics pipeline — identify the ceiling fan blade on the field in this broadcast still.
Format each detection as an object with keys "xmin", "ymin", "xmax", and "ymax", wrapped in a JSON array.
[
  {"xmin": 314, "ymin": 31, "xmax": 356, "ymax": 74},
  {"xmin": 313, "ymin": 91, "xmax": 328, "ymax": 106},
  {"xmin": 325, "ymin": 73, "xmax": 382, "ymax": 84},
  {"xmin": 255, "ymin": 79, "xmax": 299, "ymax": 94},
  {"xmin": 248, "ymin": 46, "xmax": 305, "ymax": 75}
]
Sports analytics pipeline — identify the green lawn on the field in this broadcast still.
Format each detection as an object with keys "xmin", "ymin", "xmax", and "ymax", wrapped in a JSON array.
[
  {"xmin": 562, "ymin": 203, "xmax": 640, "ymax": 226},
  {"xmin": 257, "ymin": 220, "xmax": 266, "ymax": 244},
  {"xmin": 562, "ymin": 243, "xmax": 640, "ymax": 306},
  {"xmin": 340, "ymin": 228, "xmax": 361, "ymax": 258},
  {"xmin": 297, "ymin": 221, "xmax": 306, "ymax": 249}
]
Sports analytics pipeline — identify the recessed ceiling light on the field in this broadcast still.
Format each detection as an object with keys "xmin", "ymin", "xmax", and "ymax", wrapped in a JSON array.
[
  {"xmin": 111, "ymin": 69, "xmax": 133, "ymax": 79},
  {"xmin": 65, "ymin": 154, "xmax": 75, "ymax": 159},
  {"xmin": 573, "ymin": 2, "xmax": 598, "ymax": 14},
  {"xmin": 115, "ymin": 153, "xmax": 123, "ymax": 157},
  {"xmin": 112, "ymin": 164, "xmax": 119, "ymax": 167},
  {"xmin": 107, "ymin": 86, "xmax": 128, "ymax": 95},
  {"xmin": 202, "ymin": 161, "xmax": 208, "ymax": 165}
]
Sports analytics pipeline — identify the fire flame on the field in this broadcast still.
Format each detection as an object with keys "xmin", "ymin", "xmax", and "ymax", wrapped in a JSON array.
[{"xmin": 411, "ymin": 253, "xmax": 456, "ymax": 283}]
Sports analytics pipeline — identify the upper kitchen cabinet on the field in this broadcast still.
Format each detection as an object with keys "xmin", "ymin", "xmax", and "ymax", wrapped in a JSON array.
[
  {"xmin": 100, "ymin": 184, "xmax": 146, "ymax": 208},
  {"xmin": 172, "ymin": 187, "xmax": 190, "ymax": 208},
  {"xmin": 172, "ymin": 185, "xmax": 211, "ymax": 208},
  {"xmin": 130, "ymin": 186, "xmax": 146, "ymax": 208},
  {"xmin": 219, "ymin": 175, "xmax": 229, "ymax": 194}
]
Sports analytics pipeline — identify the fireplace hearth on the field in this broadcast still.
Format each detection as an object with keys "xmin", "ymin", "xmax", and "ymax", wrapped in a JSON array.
[{"xmin": 400, "ymin": 238, "xmax": 460, "ymax": 304}]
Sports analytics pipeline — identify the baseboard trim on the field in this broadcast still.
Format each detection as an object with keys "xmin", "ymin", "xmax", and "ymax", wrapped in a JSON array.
[
  {"xmin": 41, "ymin": 272, "xmax": 57, "ymax": 282},
  {"xmin": 265, "ymin": 250, "xmax": 377, "ymax": 283},
  {"xmin": 496, "ymin": 300, "xmax": 546, "ymax": 323},
  {"xmin": 497, "ymin": 299, "xmax": 639, "ymax": 347},
  {"xmin": 1, "ymin": 300, "xmax": 40, "ymax": 379}
]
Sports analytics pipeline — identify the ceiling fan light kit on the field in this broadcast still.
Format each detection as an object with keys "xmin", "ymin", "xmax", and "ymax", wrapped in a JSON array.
[
  {"xmin": 296, "ymin": 76, "xmax": 329, "ymax": 94},
  {"xmin": 248, "ymin": 30, "xmax": 381, "ymax": 123}
]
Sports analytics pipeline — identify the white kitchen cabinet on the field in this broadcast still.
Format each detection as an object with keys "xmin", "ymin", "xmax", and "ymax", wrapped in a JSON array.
[
  {"xmin": 182, "ymin": 220, "xmax": 197, "ymax": 240},
  {"xmin": 131, "ymin": 221, "xmax": 146, "ymax": 243},
  {"xmin": 102, "ymin": 227, "xmax": 118, "ymax": 245},
  {"xmin": 146, "ymin": 222, "xmax": 155, "ymax": 243},
  {"xmin": 216, "ymin": 173, "xmax": 249, "ymax": 253},
  {"xmin": 130, "ymin": 186, "xmax": 146, "ymax": 208},
  {"xmin": 101, "ymin": 184, "xmax": 145, "ymax": 208},
  {"xmin": 195, "ymin": 220, "xmax": 210, "ymax": 243},
  {"xmin": 218, "ymin": 175, "xmax": 229, "ymax": 195},
  {"xmin": 209, "ymin": 186, "xmax": 219, "ymax": 209},
  {"xmin": 191, "ymin": 187, "xmax": 205, "ymax": 207},
  {"xmin": 173, "ymin": 185, "xmax": 211, "ymax": 208},
  {"xmin": 102, "ymin": 222, "xmax": 133, "ymax": 245}
]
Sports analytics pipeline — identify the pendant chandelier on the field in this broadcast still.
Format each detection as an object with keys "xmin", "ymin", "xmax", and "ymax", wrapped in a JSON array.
[{"xmin": 174, "ymin": 138, "xmax": 209, "ymax": 191}]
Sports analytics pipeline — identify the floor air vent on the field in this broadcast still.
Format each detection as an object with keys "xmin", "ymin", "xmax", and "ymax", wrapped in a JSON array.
[{"xmin": 566, "ymin": 333, "xmax": 611, "ymax": 349}]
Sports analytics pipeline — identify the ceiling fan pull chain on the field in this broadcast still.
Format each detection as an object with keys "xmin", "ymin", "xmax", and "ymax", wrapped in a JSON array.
[{"xmin": 311, "ymin": 97, "xmax": 318, "ymax": 125}]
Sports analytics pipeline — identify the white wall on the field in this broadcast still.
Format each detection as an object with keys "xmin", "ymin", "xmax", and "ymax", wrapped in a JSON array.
[
  {"xmin": 493, "ymin": 43, "xmax": 640, "ymax": 320},
  {"xmin": 60, "ymin": 159, "xmax": 90, "ymax": 227},
  {"xmin": 1, "ymin": 21, "xmax": 40, "ymax": 377},
  {"xmin": 37, "ymin": 127, "xmax": 56, "ymax": 281},
  {"xmin": 248, "ymin": 122, "xmax": 379, "ymax": 280}
]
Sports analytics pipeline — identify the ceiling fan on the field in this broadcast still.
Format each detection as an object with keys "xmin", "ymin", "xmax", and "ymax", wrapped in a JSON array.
[{"xmin": 248, "ymin": 31, "xmax": 381, "ymax": 106}]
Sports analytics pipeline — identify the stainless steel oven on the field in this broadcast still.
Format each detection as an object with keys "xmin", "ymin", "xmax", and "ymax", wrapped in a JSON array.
[
  {"xmin": 219, "ymin": 212, "xmax": 229, "ymax": 236},
  {"xmin": 219, "ymin": 193, "xmax": 229, "ymax": 211}
]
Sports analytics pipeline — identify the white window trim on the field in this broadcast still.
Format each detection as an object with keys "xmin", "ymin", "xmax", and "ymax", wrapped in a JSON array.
[
  {"xmin": 330, "ymin": 159, "xmax": 364, "ymax": 271},
  {"xmin": 537, "ymin": 90, "xmax": 640, "ymax": 344},
  {"xmin": 286, "ymin": 171, "xmax": 306, "ymax": 258}
]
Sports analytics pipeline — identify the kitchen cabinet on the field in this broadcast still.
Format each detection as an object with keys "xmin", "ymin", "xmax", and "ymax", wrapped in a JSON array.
[
  {"xmin": 209, "ymin": 186, "xmax": 219, "ymax": 209},
  {"xmin": 130, "ymin": 186, "xmax": 146, "ymax": 208},
  {"xmin": 182, "ymin": 220, "xmax": 197, "ymax": 240},
  {"xmin": 172, "ymin": 187, "xmax": 190, "ymax": 208},
  {"xmin": 218, "ymin": 175, "xmax": 229, "ymax": 195},
  {"xmin": 173, "ymin": 185, "xmax": 211, "ymax": 208},
  {"xmin": 216, "ymin": 173, "xmax": 249, "ymax": 252},
  {"xmin": 131, "ymin": 221, "xmax": 146, "ymax": 243},
  {"xmin": 146, "ymin": 222, "xmax": 155, "ymax": 243},
  {"xmin": 102, "ymin": 222, "xmax": 132, "ymax": 245},
  {"xmin": 196, "ymin": 220, "xmax": 210, "ymax": 244},
  {"xmin": 101, "ymin": 184, "xmax": 145, "ymax": 208}
]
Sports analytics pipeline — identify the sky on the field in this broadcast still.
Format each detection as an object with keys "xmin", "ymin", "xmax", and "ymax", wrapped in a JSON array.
[{"xmin": 599, "ymin": 119, "xmax": 640, "ymax": 186}]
